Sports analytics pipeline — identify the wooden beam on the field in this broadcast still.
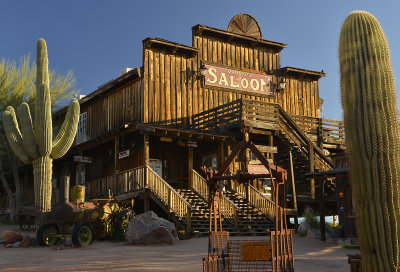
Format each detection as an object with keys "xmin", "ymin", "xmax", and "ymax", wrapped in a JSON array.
[
  {"xmin": 144, "ymin": 134, "xmax": 149, "ymax": 167},
  {"xmin": 309, "ymin": 146, "xmax": 315, "ymax": 199},
  {"xmin": 114, "ymin": 136, "xmax": 119, "ymax": 176},
  {"xmin": 188, "ymin": 147, "xmax": 193, "ymax": 187}
]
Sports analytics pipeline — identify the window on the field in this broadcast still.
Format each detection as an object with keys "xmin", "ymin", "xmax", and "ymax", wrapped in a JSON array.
[{"xmin": 76, "ymin": 112, "xmax": 87, "ymax": 144}]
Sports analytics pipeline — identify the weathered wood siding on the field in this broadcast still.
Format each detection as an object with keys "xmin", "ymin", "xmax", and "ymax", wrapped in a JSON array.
[
  {"xmin": 85, "ymin": 78, "xmax": 143, "ymax": 139},
  {"xmin": 142, "ymin": 33, "xmax": 321, "ymax": 124}
]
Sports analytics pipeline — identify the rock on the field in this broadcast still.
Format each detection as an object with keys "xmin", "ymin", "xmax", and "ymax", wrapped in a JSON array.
[
  {"xmin": 21, "ymin": 235, "xmax": 31, "ymax": 248},
  {"xmin": 12, "ymin": 241, "xmax": 21, "ymax": 248},
  {"xmin": 1, "ymin": 230, "xmax": 19, "ymax": 242},
  {"xmin": 298, "ymin": 222, "xmax": 311, "ymax": 236},
  {"xmin": 306, "ymin": 227, "xmax": 321, "ymax": 239},
  {"xmin": 5, "ymin": 243, "xmax": 13, "ymax": 248},
  {"xmin": 2, "ymin": 231, "xmax": 23, "ymax": 246},
  {"xmin": 125, "ymin": 211, "xmax": 178, "ymax": 245},
  {"xmin": 337, "ymin": 238, "xmax": 352, "ymax": 246}
]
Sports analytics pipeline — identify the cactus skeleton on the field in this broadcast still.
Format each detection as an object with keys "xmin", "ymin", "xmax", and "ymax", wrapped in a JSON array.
[
  {"xmin": 339, "ymin": 11, "xmax": 400, "ymax": 271},
  {"xmin": 3, "ymin": 39, "xmax": 80, "ymax": 213}
]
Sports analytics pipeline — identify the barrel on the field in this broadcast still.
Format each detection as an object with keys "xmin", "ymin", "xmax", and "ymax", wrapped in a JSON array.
[{"xmin": 72, "ymin": 186, "xmax": 85, "ymax": 203}]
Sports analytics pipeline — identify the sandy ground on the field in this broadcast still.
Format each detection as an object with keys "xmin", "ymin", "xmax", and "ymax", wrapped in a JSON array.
[{"xmin": 0, "ymin": 223, "xmax": 359, "ymax": 272}]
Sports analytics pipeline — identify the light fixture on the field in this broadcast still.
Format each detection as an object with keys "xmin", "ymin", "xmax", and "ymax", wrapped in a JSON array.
[
  {"xmin": 278, "ymin": 77, "xmax": 286, "ymax": 91},
  {"xmin": 186, "ymin": 62, "xmax": 207, "ymax": 87},
  {"xmin": 275, "ymin": 70, "xmax": 286, "ymax": 94}
]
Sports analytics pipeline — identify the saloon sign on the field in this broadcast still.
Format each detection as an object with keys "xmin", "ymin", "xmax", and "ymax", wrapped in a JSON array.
[{"xmin": 204, "ymin": 64, "xmax": 273, "ymax": 96}]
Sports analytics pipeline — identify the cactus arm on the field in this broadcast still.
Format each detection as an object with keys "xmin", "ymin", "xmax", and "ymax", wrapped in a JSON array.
[
  {"xmin": 16, "ymin": 103, "xmax": 39, "ymax": 158},
  {"xmin": 51, "ymin": 99, "xmax": 80, "ymax": 159},
  {"xmin": 36, "ymin": 83, "xmax": 52, "ymax": 156},
  {"xmin": 3, "ymin": 107, "xmax": 31, "ymax": 164}
]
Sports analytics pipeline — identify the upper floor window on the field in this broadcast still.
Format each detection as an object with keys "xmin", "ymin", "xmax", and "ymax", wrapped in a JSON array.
[{"xmin": 76, "ymin": 112, "xmax": 87, "ymax": 144}]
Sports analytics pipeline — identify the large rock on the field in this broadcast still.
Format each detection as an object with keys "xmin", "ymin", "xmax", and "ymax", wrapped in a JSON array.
[
  {"xmin": 298, "ymin": 222, "xmax": 311, "ymax": 236},
  {"xmin": 125, "ymin": 211, "xmax": 178, "ymax": 245},
  {"xmin": 1, "ymin": 231, "xmax": 23, "ymax": 246}
]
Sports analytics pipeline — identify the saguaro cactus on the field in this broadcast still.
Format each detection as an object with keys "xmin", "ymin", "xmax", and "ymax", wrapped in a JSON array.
[
  {"xmin": 339, "ymin": 11, "xmax": 400, "ymax": 271},
  {"xmin": 3, "ymin": 39, "xmax": 80, "ymax": 213}
]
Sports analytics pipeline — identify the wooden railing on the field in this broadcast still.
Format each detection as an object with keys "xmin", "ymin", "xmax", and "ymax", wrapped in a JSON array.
[
  {"xmin": 291, "ymin": 115, "xmax": 345, "ymax": 143},
  {"xmin": 87, "ymin": 166, "xmax": 193, "ymax": 221},
  {"xmin": 190, "ymin": 169, "xmax": 209, "ymax": 201},
  {"xmin": 146, "ymin": 166, "xmax": 194, "ymax": 220},
  {"xmin": 230, "ymin": 180, "xmax": 276, "ymax": 220},
  {"xmin": 191, "ymin": 99, "xmax": 243, "ymax": 131},
  {"xmin": 190, "ymin": 170, "xmax": 241, "ymax": 227}
]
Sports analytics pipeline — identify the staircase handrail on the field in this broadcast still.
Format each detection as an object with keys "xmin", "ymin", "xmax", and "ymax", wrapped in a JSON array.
[
  {"xmin": 190, "ymin": 169, "xmax": 242, "ymax": 223},
  {"xmin": 230, "ymin": 180, "xmax": 276, "ymax": 220},
  {"xmin": 190, "ymin": 169, "xmax": 209, "ymax": 201},
  {"xmin": 146, "ymin": 166, "xmax": 194, "ymax": 220},
  {"xmin": 247, "ymin": 184, "xmax": 276, "ymax": 220}
]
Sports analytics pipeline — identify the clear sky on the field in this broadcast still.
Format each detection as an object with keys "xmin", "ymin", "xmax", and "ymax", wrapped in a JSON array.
[{"xmin": 1, "ymin": 0, "xmax": 400, "ymax": 120}]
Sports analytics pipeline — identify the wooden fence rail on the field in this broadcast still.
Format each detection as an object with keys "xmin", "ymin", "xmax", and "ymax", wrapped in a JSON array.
[{"xmin": 86, "ymin": 166, "xmax": 193, "ymax": 222}]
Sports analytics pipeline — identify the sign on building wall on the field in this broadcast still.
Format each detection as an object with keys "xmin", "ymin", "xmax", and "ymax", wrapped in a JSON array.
[
  {"xmin": 149, "ymin": 159, "xmax": 163, "ymax": 177},
  {"xmin": 204, "ymin": 64, "xmax": 273, "ymax": 96}
]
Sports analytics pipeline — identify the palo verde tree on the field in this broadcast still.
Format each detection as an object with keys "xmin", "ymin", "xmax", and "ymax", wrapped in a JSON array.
[
  {"xmin": 2, "ymin": 39, "xmax": 80, "ymax": 214},
  {"xmin": 339, "ymin": 11, "xmax": 400, "ymax": 271}
]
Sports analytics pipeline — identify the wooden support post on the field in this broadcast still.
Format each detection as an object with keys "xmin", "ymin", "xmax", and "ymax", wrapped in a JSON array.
[
  {"xmin": 319, "ymin": 179, "xmax": 326, "ymax": 241},
  {"xmin": 144, "ymin": 134, "xmax": 149, "ymax": 167},
  {"xmin": 309, "ymin": 145, "xmax": 315, "ymax": 199},
  {"xmin": 188, "ymin": 147, "xmax": 193, "ymax": 188},
  {"xmin": 269, "ymin": 135, "xmax": 274, "ymax": 162},
  {"xmin": 59, "ymin": 176, "xmax": 70, "ymax": 203},
  {"xmin": 218, "ymin": 141, "xmax": 225, "ymax": 169},
  {"xmin": 186, "ymin": 209, "xmax": 192, "ymax": 237},
  {"xmin": 114, "ymin": 136, "xmax": 119, "ymax": 195},
  {"xmin": 289, "ymin": 150, "xmax": 299, "ymax": 232}
]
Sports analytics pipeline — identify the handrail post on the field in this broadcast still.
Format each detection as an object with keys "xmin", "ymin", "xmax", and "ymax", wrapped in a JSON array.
[
  {"xmin": 234, "ymin": 209, "xmax": 238, "ymax": 229},
  {"xmin": 186, "ymin": 209, "xmax": 192, "ymax": 237}
]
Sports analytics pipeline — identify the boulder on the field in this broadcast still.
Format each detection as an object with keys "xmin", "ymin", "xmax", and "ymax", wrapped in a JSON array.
[
  {"xmin": 298, "ymin": 222, "xmax": 311, "ymax": 236},
  {"xmin": 1, "ymin": 231, "xmax": 23, "ymax": 246},
  {"xmin": 12, "ymin": 241, "xmax": 21, "ymax": 248},
  {"xmin": 21, "ymin": 235, "xmax": 31, "ymax": 248},
  {"xmin": 125, "ymin": 211, "xmax": 178, "ymax": 245}
]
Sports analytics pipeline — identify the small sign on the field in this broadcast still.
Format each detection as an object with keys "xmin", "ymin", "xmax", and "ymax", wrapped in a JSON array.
[
  {"xmin": 248, "ymin": 164, "xmax": 269, "ymax": 175},
  {"xmin": 187, "ymin": 140, "xmax": 197, "ymax": 148},
  {"xmin": 212, "ymin": 157, "xmax": 217, "ymax": 168},
  {"xmin": 160, "ymin": 137, "xmax": 173, "ymax": 142},
  {"xmin": 240, "ymin": 241, "xmax": 272, "ymax": 262},
  {"xmin": 149, "ymin": 159, "xmax": 163, "ymax": 177},
  {"xmin": 73, "ymin": 156, "xmax": 92, "ymax": 163},
  {"xmin": 118, "ymin": 150, "xmax": 130, "ymax": 159}
]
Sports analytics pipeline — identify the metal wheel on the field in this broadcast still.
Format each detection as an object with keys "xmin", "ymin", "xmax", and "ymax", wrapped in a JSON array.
[
  {"xmin": 72, "ymin": 222, "xmax": 94, "ymax": 247},
  {"xmin": 37, "ymin": 223, "xmax": 59, "ymax": 246},
  {"xmin": 114, "ymin": 209, "xmax": 135, "ymax": 240}
]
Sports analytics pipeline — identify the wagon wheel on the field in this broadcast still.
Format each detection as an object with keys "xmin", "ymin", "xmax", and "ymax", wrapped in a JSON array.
[
  {"xmin": 19, "ymin": 215, "xmax": 31, "ymax": 231},
  {"xmin": 72, "ymin": 222, "xmax": 94, "ymax": 247},
  {"xmin": 37, "ymin": 223, "xmax": 60, "ymax": 246},
  {"xmin": 114, "ymin": 209, "xmax": 135, "ymax": 240}
]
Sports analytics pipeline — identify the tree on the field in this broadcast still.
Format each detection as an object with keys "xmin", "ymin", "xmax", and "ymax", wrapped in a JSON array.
[{"xmin": 0, "ymin": 52, "xmax": 77, "ymax": 221}]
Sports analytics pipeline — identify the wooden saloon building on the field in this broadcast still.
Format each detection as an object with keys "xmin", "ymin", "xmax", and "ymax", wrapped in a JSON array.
[{"xmin": 8, "ymin": 14, "xmax": 347, "ymax": 235}]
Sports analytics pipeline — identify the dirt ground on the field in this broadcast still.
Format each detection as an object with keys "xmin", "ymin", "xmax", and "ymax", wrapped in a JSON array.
[{"xmin": 0, "ymin": 223, "xmax": 359, "ymax": 272}]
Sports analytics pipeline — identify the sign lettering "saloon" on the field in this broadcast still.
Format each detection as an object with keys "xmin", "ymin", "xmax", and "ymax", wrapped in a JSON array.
[{"xmin": 205, "ymin": 64, "xmax": 273, "ymax": 96}]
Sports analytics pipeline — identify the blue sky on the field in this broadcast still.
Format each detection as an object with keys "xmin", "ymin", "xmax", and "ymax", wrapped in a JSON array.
[{"xmin": 1, "ymin": 0, "xmax": 400, "ymax": 120}]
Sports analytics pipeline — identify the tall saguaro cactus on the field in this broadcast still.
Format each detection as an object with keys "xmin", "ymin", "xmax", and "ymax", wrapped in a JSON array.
[
  {"xmin": 3, "ymin": 39, "xmax": 80, "ymax": 213},
  {"xmin": 339, "ymin": 11, "xmax": 400, "ymax": 271}
]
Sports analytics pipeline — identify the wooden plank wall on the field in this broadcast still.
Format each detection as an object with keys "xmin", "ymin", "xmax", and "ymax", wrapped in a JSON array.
[
  {"xmin": 86, "ymin": 78, "xmax": 143, "ymax": 140},
  {"xmin": 142, "ymin": 33, "xmax": 321, "ymax": 124}
]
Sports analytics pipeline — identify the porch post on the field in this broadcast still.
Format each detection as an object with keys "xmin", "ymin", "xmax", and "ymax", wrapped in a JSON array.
[{"xmin": 188, "ymin": 147, "xmax": 193, "ymax": 188}]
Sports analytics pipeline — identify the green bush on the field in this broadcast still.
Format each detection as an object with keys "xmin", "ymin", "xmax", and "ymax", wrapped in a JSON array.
[{"xmin": 303, "ymin": 206, "xmax": 319, "ymax": 229}]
